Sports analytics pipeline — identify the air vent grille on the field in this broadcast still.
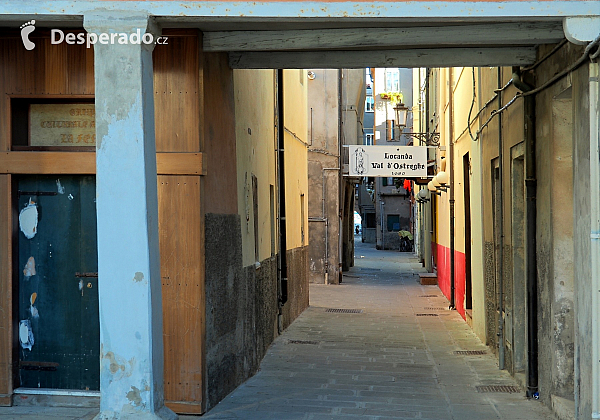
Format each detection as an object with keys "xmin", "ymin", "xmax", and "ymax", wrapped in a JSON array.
[
  {"xmin": 325, "ymin": 308, "xmax": 363, "ymax": 314},
  {"xmin": 476, "ymin": 385, "xmax": 520, "ymax": 393}
]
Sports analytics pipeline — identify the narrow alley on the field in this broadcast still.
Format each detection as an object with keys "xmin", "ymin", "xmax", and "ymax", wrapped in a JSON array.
[
  {"xmin": 198, "ymin": 240, "xmax": 552, "ymax": 420},
  {"xmin": 0, "ymin": 240, "xmax": 554, "ymax": 420}
]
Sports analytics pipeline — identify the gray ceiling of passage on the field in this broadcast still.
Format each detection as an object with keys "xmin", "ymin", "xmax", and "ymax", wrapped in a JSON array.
[
  {"xmin": 202, "ymin": 21, "xmax": 563, "ymax": 68},
  {"xmin": 0, "ymin": 16, "xmax": 569, "ymax": 68}
]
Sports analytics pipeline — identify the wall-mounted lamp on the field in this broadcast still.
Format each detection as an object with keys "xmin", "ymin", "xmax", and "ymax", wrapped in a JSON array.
[
  {"xmin": 426, "ymin": 171, "xmax": 450, "ymax": 196},
  {"xmin": 428, "ymin": 181, "xmax": 441, "ymax": 196},
  {"xmin": 393, "ymin": 102, "xmax": 409, "ymax": 131},
  {"xmin": 416, "ymin": 188, "xmax": 430, "ymax": 203},
  {"xmin": 393, "ymin": 102, "xmax": 440, "ymax": 146},
  {"xmin": 434, "ymin": 171, "xmax": 449, "ymax": 192}
]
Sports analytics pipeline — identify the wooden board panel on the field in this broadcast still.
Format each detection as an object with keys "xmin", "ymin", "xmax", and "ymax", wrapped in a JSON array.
[
  {"xmin": 0, "ymin": 152, "xmax": 203, "ymax": 175},
  {"xmin": 66, "ymin": 35, "xmax": 95, "ymax": 95},
  {"xmin": 165, "ymin": 401, "xmax": 203, "ymax": 415},
  {"xmin": 158, "ymin": 175, "xmax": 204, "ymax": 410},
  {"xmin": 43, "ymin": 38, "xmax": 68, "ymax": 94},
  {"xmin": 0, "ymin": 152, "xmax": 96, "ymax": 174},
  {"xmin": 229, "ymin": 47, "xmax": 537, "ymax": 69},
  {"xmin": 0, "ymin": 175, "xmax": 12, "ymax": 402},
  {"xmin": 157, "ymin": 153, "xmax": 204, "ymax": 175},
  {"xmin": 0, "ymin": 94, "xmax": 9, "ymax": 152},
  {"xmin": 154, "ymin": 30, "xmax": 201, "ymax": 153},
  {"xmin": 205, "ymin": 22, "xmax": 564, "ymax": 51}
]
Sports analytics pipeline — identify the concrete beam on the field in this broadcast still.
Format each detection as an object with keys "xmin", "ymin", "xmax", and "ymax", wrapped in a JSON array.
[
  {"xmin": 0, "ymin": 1, "xmax": 599, "ymax": 22},
  {"xmin": 204, "ymin": 22, "xmax": 564, "ymax": 52},
  {"xmin": 84, "ymin": 12, "xmax": 177, "ymax": 420},
  {"xmin": 563, "ymin": 17, "xmax": 600, "ymax": 45},
  {"xmin": 229, "ymin": 47, "xmax": 536, "ymax": 69}
]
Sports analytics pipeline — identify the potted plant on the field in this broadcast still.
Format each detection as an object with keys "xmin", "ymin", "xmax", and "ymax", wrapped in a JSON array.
[{"xmin": 379, "ymin": 91, "xmax": 404, "ymax": 104}]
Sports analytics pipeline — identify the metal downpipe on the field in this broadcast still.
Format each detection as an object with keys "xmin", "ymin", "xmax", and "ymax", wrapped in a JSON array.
[
  {"xmin": 497, "ymin": 67, "xmax": 505, "ymax": 370},
  {"xmin": 524, "ymin": 84, "xmax": 538, "ymax": 397},
  {"xmin": 449, "ymin": 68, "xmax": 456, "ymax": 309},
  {"xmin": 277, "ymin": 69, "xmax": 288, "ymax": 314}
]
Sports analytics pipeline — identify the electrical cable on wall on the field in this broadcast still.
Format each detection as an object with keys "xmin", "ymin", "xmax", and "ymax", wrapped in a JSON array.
[{"xmin": 466, "ymin": 34, "xmax": 600, "ymax": 142}]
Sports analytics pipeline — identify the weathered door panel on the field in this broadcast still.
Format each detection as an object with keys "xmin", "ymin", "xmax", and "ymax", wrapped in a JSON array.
[
  {"xmin": 17, "ymin": 175, "xmax": 98, "ymax": 390},
  {"xmin": 158, "ymin": 176, "xmax": 204, "ymax": 413}
]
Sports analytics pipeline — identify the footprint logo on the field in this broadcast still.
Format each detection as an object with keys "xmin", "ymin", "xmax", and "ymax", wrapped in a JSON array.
[{"xmin": 20, "ymin": 20, "xmax": 36, "ymax": 51}]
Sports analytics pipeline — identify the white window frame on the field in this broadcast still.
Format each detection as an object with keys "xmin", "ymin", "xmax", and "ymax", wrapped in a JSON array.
[{"xmin": 365, "ymin": 96, "xmax": 374, "ymax": 112}]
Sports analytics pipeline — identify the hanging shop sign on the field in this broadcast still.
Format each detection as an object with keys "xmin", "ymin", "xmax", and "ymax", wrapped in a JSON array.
[
  {"xmin": 347, "ymin": 145, "xmax": 427, "ymax": 177},
  {"xmin": 29, "ymin": 104, "xmax": 96, "ymax": 147}
]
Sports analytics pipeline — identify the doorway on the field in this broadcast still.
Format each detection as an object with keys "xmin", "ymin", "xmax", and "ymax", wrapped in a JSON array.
[
  {"xmin": 463, "ymin": 153, "xmax": 472, "ymax": 312},
  {"xmin": 16, "ymin": 175, "xmax": 99, "ymax": 391}
]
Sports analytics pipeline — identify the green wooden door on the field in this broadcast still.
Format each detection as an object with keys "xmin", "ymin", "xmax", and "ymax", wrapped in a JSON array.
[{"xmin": 17, "ymin": 175, "xmax": 99, "ymax": 391}]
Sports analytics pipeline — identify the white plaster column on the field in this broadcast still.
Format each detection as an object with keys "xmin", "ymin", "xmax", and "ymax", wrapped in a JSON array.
[
  {"xmin": 589, "ymin": 60, "xmax": 600, "ymax": 420},
  {"xmin": 84, "ymin": 13, "xmax": 176, "ymax": 420}
]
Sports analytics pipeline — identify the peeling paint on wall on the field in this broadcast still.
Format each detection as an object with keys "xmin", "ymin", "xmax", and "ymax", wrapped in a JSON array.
[
  {"xmin": 23, "ymin": 256, "xmax": 36, "ymax": 278},
  {"xmin": 19, "ymin": 200, "xmax": 38, "ymax": 239},
  {"xmin": 19, "ymin": 320, "xmax": 34, "ymax": 351},
  {"xmin": 56, "ymin": 179, "xmax": 65, "ymax": 194},
  {"xmin": 102, "ymin": 350, "xmax": 135, "ymax": 381},
  {"xmin": 133, "ymin": 272, "xmax": 144, "ymax": 283},
  {"xmin": 126, "ymin": 386, "xmax": 143, "ymax": 407},
  {"xmin": 30, "ymin": 293, "xmax": 39, "ymax": 318}
]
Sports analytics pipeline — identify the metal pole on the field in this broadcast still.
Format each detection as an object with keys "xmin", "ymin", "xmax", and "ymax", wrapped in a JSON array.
[
  {"xmin": 449, "ymin": 68, "xmax": 456, "ymax": 309},
  {"xmin": 589, "ymin": 61, "xmax": 600, "ymax": 420},
  {"xmin": 497, "ymin": 67, "xmax": 505, "ymax": 370},
  {"xmin": 524, "ymin": 75, "xmax": 538, "ymax": 397}
]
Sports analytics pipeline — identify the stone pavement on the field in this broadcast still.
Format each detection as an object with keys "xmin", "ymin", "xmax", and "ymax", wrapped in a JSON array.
[
  {"xmin": 202, "ymin": 241, "xmax": 553, "ymax": 420},
  {"xmin": 0, "ymin": 240, "xmax": 554, "ymax": 419}
]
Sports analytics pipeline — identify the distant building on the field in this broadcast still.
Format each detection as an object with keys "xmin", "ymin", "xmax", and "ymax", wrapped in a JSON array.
[
  {"xmin": 358, "ymin": 68, "xmax": 377, "ymax": 243},
  {"xmin": 372, "ymin": 68, "xmax": 413, "ymax": 250},
  {"xmin": 306, "ymin": 69, "xmax": 365, "ymax": 284}
]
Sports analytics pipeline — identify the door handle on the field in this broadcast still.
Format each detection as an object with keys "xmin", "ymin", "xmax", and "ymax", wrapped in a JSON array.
[{"xmin": 76, "ymin": 273, "xmax": 97, "ymax": 296}]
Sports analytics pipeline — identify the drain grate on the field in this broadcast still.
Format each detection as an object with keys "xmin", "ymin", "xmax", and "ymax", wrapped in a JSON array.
[
  {"xmin": 415, "ymin": 313, "xmax": 439, "ymax": 316},
  {"xmin": 287, "ymin": 340, "xmax": 319, "ymax": 345},
  {"xmin": 325, "ymin": 308, "xmax": 363, "ymax": 314},
  {"xmin": 423, "ymin": 307, "xmax": 446, "ymax": 311},
  {"xmin": 476, "ymin": 385, "xmax": 520, "ymax": 393},
  {"xmin": 419, "ymin": 295, "xmax": 439, "ymax": 298},
  {"xmin": 455, "ymin": 350, "xmax": 487, "ymax": 355},
  {"xmin": 357, "ymin": 267, "xmax": 381, "ymax": 272}
]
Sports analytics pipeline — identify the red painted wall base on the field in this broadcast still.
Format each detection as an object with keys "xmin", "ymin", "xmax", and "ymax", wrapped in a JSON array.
[{"xmin": 434, "ymin": 242, "xmax": 466, "ymax": 319}]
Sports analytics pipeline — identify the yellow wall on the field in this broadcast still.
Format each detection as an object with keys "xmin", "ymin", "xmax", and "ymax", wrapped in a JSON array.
[
  {"xmin": 234, "ymin": 69, "xmax": 278, "ymax": 266},
  {"xmin": 234, "ymin": 69, "xmax": 308, "ymax": 265},
  {"xmin": 431, "ymin": 66, "xmax": 486, "ymax": 340},
  {"xmin": 283, "ymin": 69, "xmax": 309, "ymax": 250}
]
